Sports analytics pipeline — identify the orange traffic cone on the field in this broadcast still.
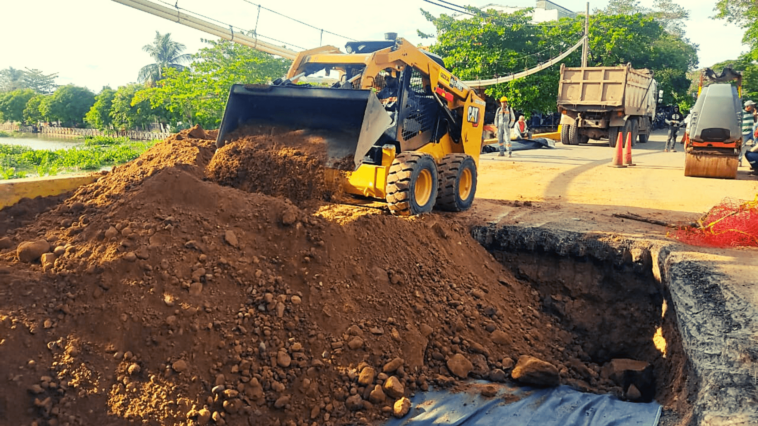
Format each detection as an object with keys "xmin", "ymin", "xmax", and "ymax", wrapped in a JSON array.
[
  {"xmin": 624, "ymin": 131, "xmax": 636, "ymax": 166},
  {"xmin": 610, "ymin": 131, "xmax": 626, "ymax": 168}
]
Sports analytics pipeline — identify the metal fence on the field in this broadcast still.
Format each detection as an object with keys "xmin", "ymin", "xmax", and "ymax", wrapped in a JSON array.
[{"xmin": 39, "ymin": 127, "xmax": 169, "ymax": 141}]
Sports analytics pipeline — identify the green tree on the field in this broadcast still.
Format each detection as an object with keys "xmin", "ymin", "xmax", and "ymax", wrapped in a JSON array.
[
  {"xmin": 0, "ymin": 89, "xmax": 36, "ymax": 123},
  {"xmin": 85, "ymin": 87, "xmax": 116, "ymax": 130},
  {"xmin": 134, "ymin": 39, "xmax": 290, "ymax": 128},
  {"xmin": 0, "ymin": 67, "xmax": 26, "ymax": 92},
  {"xmin": 110, "ymin": 83, "xmax": 158, "ymax": 130},
  {"xmin": 601, "ymin": 0, "xmax": 644, "ymax": 15},
  {"xmin": 39, "ymin": 85, "xmax": 96, "ymax": 127},
  {"xmin": 21, "ymin": 68, "xmax": 58, "ymax": 94},
  {"xmin": 23, "ymin": 95, "xmax": 45, "ymax": 124},
  {"xmin": 138, "ymin": 31, "xmax": 192, "ymax": 85},
  {"xmin": 421, "ymin": 9, "xmax": 698, "ymax": 113}
]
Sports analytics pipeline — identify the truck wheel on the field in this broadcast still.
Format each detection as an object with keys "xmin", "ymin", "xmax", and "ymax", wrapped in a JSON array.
[
  {"xmin": 386, "ymin": 152, "xmax": 438, "ymax": 216},
  {"xmin": 609, "ymin": 126, "xmax": 621, "ymax": 148},
  {"xmin": 567, "ymin": 125, "xmax": 581, "ymax": 145},
  {"xmin": 624, "ymin": 119, "xmax": 638, "ymax": 147},
  {"xmin": 560, "ymin": 125, "xmax": 571, "ymax": 145},
  {"xmin": 638, "ymin": 133, "xmax": 649, "ymax": 143},
  {"xmin": 436, "ymin": 154, "xmax": 477, "ymax": 212}
]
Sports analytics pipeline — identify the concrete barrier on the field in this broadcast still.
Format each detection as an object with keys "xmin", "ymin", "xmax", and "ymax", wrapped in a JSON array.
[{"xmin": 0, "ymin": 174, "xmax": 100, "ymax": 210}]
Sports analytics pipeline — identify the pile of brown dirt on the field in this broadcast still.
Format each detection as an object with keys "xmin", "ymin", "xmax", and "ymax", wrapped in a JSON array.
[
  {"xmin": 208, "ymin": 125, "xmax": 348, "ymax": 206},
  {"xmin": 0, "ymin": 125, "xmax": 686, "ymax": 426}
]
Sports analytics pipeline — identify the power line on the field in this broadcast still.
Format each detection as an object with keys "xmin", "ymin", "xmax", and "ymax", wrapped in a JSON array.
[
  {"xmin": 422, "ymin": 0, "xmax": 476, "ymax": 16},
  {"xmin": 153, "ymin": 0, "xmax": 306, "ymax": 50},
  {"xmin": 238, "ymin": 0, "xmax": 356, "ymax": 41}
]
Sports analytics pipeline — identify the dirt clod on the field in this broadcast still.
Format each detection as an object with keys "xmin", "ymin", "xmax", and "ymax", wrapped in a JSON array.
[
  {"xmin": 447, "ymin": 353, "xmax": 474, "ymax": 379},
  {"xmin": 393, "ymin": 397, "xmax": 411, "ymax": 418}
]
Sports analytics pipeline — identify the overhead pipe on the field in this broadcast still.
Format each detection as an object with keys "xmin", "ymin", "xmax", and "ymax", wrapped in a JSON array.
[{"xmin": 112, "ymin": 0, "xmax": 299, "ymax": 60}]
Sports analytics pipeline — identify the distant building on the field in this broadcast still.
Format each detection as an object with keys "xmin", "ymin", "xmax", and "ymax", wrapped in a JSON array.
[{"xmin": 477, "ymin": 0, "xmax": 577, "ymax": 23}]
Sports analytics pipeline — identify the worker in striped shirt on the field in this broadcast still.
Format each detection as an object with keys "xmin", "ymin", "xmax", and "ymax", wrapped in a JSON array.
[{"xmin": 741, "ymin": 100, "xmax": 757, "ymax": 166}]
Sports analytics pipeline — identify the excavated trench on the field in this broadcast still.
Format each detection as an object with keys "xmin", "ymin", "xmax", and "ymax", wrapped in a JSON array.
[{"xmin": 472, "ymin": 225, "xmax": 697, "ymax": 424}]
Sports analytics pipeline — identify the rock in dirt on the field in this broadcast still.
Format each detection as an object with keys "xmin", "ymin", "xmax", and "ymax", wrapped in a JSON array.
[
  {"xmin": 369, "ymin": 385, "xmax": 386, "ymax": 404},
  {"xmin": 281, "ymin": 208, "xmax": 297, "ymax": 226},
  {"xmin": 187, "ymin": 124, "xmax": 208, "ymax": 140},
  {"xmin": 511, "ymin": 355, "xmax": 560, "ymax": 387},
  {"xmin": 481, "ymin": 385, "xmax": 498, "ymax": 397},
  {"xmin": 346, "ymin": 394, "xmax": 364, "ymax": 411},
  {"xmin": 104, "ymin": 226, "xmax": 118, "ymax": 239},
  {"xmin": 358, "ymin": 367, "xmax": 376, "ymax": 386},
  {"xmin": 17, "ymin": 240, "xmax": 50, "ymax": 263},
  {"xmin": 489, "ymin": 369, "xmax": 507, "ymax": 382},
  {"xmin": 490, "ymin": 330, "xmax": 510, "ymax": 345},
  {"xmin": 348, "ymin": 336, "xmax": 364, "ymax": 350},
  {"xmin": 277, "ymin": 351, "xmax": 292, "ymax": 368},
  {"xmin": 189, "ymin": 282, "xmax": 203, "ymax": 296},
  {"xmin": 41, "ymin": 253, "xmax": 55, "ymax": 271},
  {"xmin": 626, "ymin": 384, "xmax": 642, "ymax": 401},
  {"xmin": 393, "ymin": 397, "xmax": 411, "ymax": 418},
  {"xmin": 197, "ymin": 408, "xmax": 211, "ymax": 425},
  {"xmin": 224, "ymin": 230, "xmax": 239, "ymax": 248},
  {"xmin": 172, "ymin": 359, "xmax": 188, "ymax": 373},
  {"xmin": 502, "ymin": 357, "xmax": 515, "ymax": 370},
  {"xmin": 274, "ymin": 395, "xmax": 290, "ymax": 409},
  {"xmin": 383, "ymin": 357, "xmax": 404, "ymax": 373},
  {"xmin": 384, "ymin": 376, "xmax": 405, "ymax": 398},
  {"xmin": 446, "ymin": 353, "xmax": 473, "ymax": 379},
  {"xmin": 0, "ymin": 237, "xmax": 13, "ymax": 249},
  {"xmin": 602, "ymin": 359, "xmax": 653, "ymax": 394}
]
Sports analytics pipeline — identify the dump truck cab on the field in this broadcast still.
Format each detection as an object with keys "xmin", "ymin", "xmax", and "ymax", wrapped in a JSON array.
[{"xmin": 216, "ymin": 37, "xmax": 485, "ymax": 215}]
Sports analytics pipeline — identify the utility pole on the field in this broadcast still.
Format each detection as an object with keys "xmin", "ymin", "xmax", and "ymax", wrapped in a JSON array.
[{"xmin": 581, "ymin": 2, "xmax": 589, "ymax": 67}]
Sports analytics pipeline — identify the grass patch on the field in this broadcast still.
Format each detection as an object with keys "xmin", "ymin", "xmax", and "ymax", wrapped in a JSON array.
[
  {"xmin": 0, "ymin": 131, "xmax": 13, "ymax": 138},
  {"xmin": 0, "ymin": 135, "xmax": 159, "ymax": 179}
]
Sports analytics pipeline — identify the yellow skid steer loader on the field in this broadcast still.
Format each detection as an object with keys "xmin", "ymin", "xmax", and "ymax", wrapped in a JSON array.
[{"xmin": 216, "ymin": 36, "xmax": 485, "ymax": 215}]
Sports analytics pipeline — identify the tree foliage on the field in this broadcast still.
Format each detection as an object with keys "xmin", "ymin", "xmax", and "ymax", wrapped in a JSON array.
[
  {"xmin": 135, "ymin": 39, "xmax": 291, "ymax": 128},
  {"xmin": 39, "ymin": 85, "xmax": 96, "ymax": 127},
  {"xmin": 110, "ymin": 84, "xmax": 160, "ymax": 130},
  {"xmin": 0, "ymin": 67, "xmax": 57, "ymax": 94},
  {"xmin": 0, "ymin": 89, "xmax": 36, "ymax": 123},
  {"xmin": 23, "ymin": 95, "xmax": 45, "ymax": 124},
  {"xmin": 421, "ymin": 7, "xmax": 698, "ymax": 113},
  {"xmin": 85, "ymin": 87, "xmax": 116, "ymax": 130},
  {"xmin": 138, "ymin": 32, "xmax": 192, "ymax": 85}
]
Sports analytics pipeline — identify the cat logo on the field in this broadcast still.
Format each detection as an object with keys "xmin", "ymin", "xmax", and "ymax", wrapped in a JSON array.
[
  {"xmin": 439, "ymin": 71, "xmax": 451, "ymax": 84},
  {"xmin": 467, "ymin": 106, "xmax": 480, "ymax": 127}
]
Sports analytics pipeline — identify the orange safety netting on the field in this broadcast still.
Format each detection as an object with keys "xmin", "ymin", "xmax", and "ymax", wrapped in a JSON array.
[{"xmin": 674, "ymin": 195, "xmax": 758, "ymax": 247}]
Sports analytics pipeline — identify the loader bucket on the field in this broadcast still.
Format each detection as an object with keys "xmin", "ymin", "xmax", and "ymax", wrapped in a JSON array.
[{"xmin": 216, "ymin": 84, "xmax": 392, "ymax": 169}]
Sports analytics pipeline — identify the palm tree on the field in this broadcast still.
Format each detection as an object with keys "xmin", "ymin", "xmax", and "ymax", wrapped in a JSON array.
[{"xmin": 138, "ymin": 31, "xmax": 192, "ymax": 85}]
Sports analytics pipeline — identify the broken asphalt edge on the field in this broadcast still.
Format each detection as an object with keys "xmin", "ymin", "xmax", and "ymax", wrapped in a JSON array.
[{"xmin": 471, "ymin": 224, "xmax": 758, "ymax": 426}]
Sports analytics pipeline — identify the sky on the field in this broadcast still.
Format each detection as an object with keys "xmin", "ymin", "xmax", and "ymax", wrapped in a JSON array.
[{"xmin": 0, "ymin": 0, "xmax": 748, "ymax": 93}]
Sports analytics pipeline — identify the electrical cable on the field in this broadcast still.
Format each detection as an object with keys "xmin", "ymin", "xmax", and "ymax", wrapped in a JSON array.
[
  {"xmin": 153, "ymin": 0, "xmax": 306, "ymax": 49},
  {"xmin": 422, "ymin": 0, "xmax": 476, "ymax": 16},
  {"xmin": 238, "ymin": 0, "xmax": 356, "ymax": 41}
]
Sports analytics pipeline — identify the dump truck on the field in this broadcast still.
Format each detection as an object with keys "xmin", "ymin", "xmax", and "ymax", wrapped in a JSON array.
[
  {"xmin": 557, "ymin": 64, "xmax": 657, "ymax": 147},
  {"xmin": 684, "ymin": 68, "xmax": 743, "ymax": 179},
  {"xmin": 216, "ymin": 37, "xmax": 485, "ymax": 215}
]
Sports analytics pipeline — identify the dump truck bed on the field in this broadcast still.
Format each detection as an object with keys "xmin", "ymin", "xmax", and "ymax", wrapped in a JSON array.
[{"xmin": 558, "ymin": 65, "xmax": 655, "ymax": 115}]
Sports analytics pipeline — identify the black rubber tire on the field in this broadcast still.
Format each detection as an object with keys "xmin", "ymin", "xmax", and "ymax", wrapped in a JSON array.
[
  {"xmin": 638, "ymin": 132, "xmax": 649, "ymax": 144},
  {"xmin": 567, "ymin": 124, "xmax": 581, "ymax": 145},
  {"xmin": 609, "ymin": 126, "xmax": 621, "ymax": 148},
  {"xmin": 436, "ymin": 154, "xmax": 477, "ymax": 212},
  {"xmin": 386, "ymin": 152, "xmax": 438, "ymax": 216},
  {"xmin": 623, "ymin": 118, "xmax": 638, "ymax": 148},
  {"xmin": 560, "ymin": 125, "xmax": 571, "ymax": 145}
]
